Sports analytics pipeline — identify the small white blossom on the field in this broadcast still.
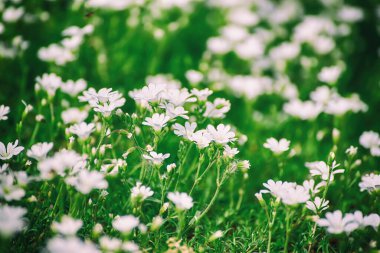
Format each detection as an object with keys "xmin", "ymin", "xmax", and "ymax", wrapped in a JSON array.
[
  {"xmin": 359, "ymin": 173, "xmax": 380, "ymax": 193},
  {"xmin": 167, "ymin": 192, "xmax": 193, "ymax": 210},
  {"xmin": 52, "ymin": 216, "xmax": 83, "ymax": 236},
  {"xmin": 131, "ymin": 182, "xmax": 154, "ymax": 203},
  {"xmin": 27, "ymin": 142, "xmax": 53, "ymax": 161},
  {"xmin": 142, "ymin": 113, "xmax": 170, "ymax": 131},
  {"xmin": 143, "ymin": 151, "xmax": 170, "ymax": 165},
  {"xmin": 263, "ymin": 137, "xmax": 290, "ymax": 155},
  {"xmin": 68, "ymin": 122, "xmax": 95, "ymax": 139},
  {"xmin": 112, "ymin": 215, "xmax": 139, "ymax": 234},
  {"xmin": 207, "ymin": 124, "xmax": 236, "ymax": 144},
  {"xmin": 0, "ymin": 140, "xmax": 24, "ymax": 160},
  {"xmin": 0, "ymin": 205, "xmax": 27, "ymax": 237},
  {"xmin": 0, "ymin": 105, "xmax": 10, "ymax": 121}
]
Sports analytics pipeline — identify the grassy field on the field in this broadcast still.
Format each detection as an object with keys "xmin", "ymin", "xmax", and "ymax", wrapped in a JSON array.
[{"xmin": 1, "ymin": 0, "xmax": 380, "ymax": 252}]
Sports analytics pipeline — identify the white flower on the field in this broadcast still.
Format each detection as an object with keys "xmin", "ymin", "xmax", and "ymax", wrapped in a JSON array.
[
  {"xmin": 129, "ymin": 83, "xmax": 166, "ymax": 104},
  {"xmin": 143, "ymin": 151, "xmax": 170, "ymax": 165},
  {"xmin": 263, "ymin": 137, "xmax": 290, "ymax": 155},
  {"xmin": 359, "ymin": 173, "xmax": 380, "ymax": 193},
  {"xmin": 2, "ymin": 7, "xmax": 24, "ymax": 23},
  {"xmin": 167, "ymin": 192, "xmax": 193, "ymax": 210},
  {"xmin": 317, "ymin": 210, "xmax": 357, "ymax": 234},
  {"xmin": 306, "ymin": 197, "xmax": 329, "ymax": 214},
  {"xmin": 112, "ymin": 215, "xmax": 139, "ymax": 234},
  {"xmin": 46, "ymin": 236, "xmax": 100, "ymax": 253},
  {"xmin": 162, "ymin": 88, "xmax": 196, "ymax": 106},
  {"xmin": 173, "ymin": 122, "xmax": 197, "ymax": 140},
  {"xmin": 52, "ymin": 216, "xmax": 83, "ymax": 236},
  {"xmin": 27, "ymin": 142, "xmax": 53, "ymax": 161},
  {"xmin": 69, "ymin": 122, "xmax": 95, "ymax": 139},
  {"xmin": 0, "ymin": 174, "xmax": 25, "ymax": 201},
  {"xmin": 121, "ymin": 241, "xmax": 140, "ymax": 253},
  {"xmin": 61, "ymin": 108, "xmax": 88, "ymax": 124},
  {"xmin": 223, "ymin": 145, "xmax": 239, "ymax": 158},
  {"xmin": 186, "ymin": 71, "xmax": 204, "ymax": 85},
  {"xmin": 131, "ymin": 182, "xmax": 154, "ymax": 202},
  {"xmin": 204, "ymin": 98, "xmax": 231, "ymax": 118},
  {"xmin": 338, "ymin": 5, "xmax": 364, "ymax": 23},
  {"xmin": 0, "ymin": 105, "xmax": 10, "ymax": 121},
  {"xmin": 318, "ymin": 66, "xmax": 342, "ymax": 84},
  {"xmin": 79, "ymin": 88, "xmax": 125, "ymax": 116},
  {"xmin": 260, "ymin": 180, "xmax": 310, "ymax": 205},
  {"xmin": 35, "ymin": 73, "xmax": 62, "ymax": 96},
  {"xmin": 163, "ymin": 104, "xmax": 189, "ymax": 119},
  {"xmin": 207, "ymin": 124, "xmax": 236, "ymax": 144},
  {"xmin": 101, "ymin": 159, "xmax": 126, "ymax": 176},
  {"xmin": 61, "ymin": 79, "xmax": 87, "ymax": 97},
  {"xmin": 66, "ymin": 170, "xmax": 108, "ymax": 194},
  {"xmin": 142, "ymin": 113, "xmax": 170, "ymax": 131},
  {"xmin": 283, "ymin": 100, "xmax": 323, "ymax": 120},
  {"xmin": 209, "ymin": 230, "xmax": 224, "ymax": 242},
  {"xmin": 306, "ymin": 161, "xmax": 344, "ymax": 181},
  {"xmin": 191, "ymin": 88, "xmax": 212, "ymax": 101},
  {"xmin": 38, "ymin": 44, "xmax": 75, "ymax": 66},
  {"xmin": 38, "ymin": 150, "xmax": 83, "ymax": 179},
  {"xmin": 99, "ymin": 236, "xmax": 122, "ymax": 252},
  {"xmin": 0, "ymin": 205, "xmax": 27, "ymax": 237},
  {"xmin": 359, "ymin": 131, "xmax": 380, "ymax": 155},
  {"xmin": 0, "ymin": 140, "xmax": 24, "ymax": 160},
  {"xmin": 191, "ymin": 130, "xmax": 213, "ymax": 149}
]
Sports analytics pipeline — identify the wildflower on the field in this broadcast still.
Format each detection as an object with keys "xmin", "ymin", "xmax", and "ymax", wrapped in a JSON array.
[
  {"xmin": 52, "ymin": 216, "xmax": 83, "ymax": 236},
  {"xmin": 237, "ymin": 160, "xmax": 251, "ymax": 172},
  {"xmin": 2, "ymin": 7, "xmax": 24, "ymax": 23},
  {"xmin": 306, "ymin": 197, "xmax": 329, "ymax": 214},
  {"xmin": 186, "ymin": 70, "xmax": 204, "ymax": 85},
  {"xmin": 61, "ymin": 108, "xmax": 88, "ymax": 124},
  {"xmin": 0, "ymin": 174, "xmax": 25, "ymax": 201},
  {"xmin": 27, "ymin": 142, "xmax": 53, "ymax": 161},
  {"xmin": 191, "ymin": 88, "xmax": 212, "ymax": 101},
  {"xmin": 101, "ymin": 159, "xmax": 126, "ymax": 176},
  {"xmin": 61, "ymin": 79, "xmax": 87, "ymax": 97},
  {"xmin": 345, "ymin": 146, "xmax": 358, "ymax": 156},
  {"xmin": 99, "ymin": 236, "xmax": 122, "ymax": 252},
  {"xmin": 166, "ymin": 163, "xmax": 176, "ymax": 173},
  {"xmin": 164, "ymin": 104, "xmax": 189, "ymax": 119},
  {"xmin": 359, "ymin": 173, "xmax": 380, "ymax": 193},
  {"xmin": 112, "ymin": 215, "xmax": 140, "ymax": 234},
  {"xmin": 68, "ymin": 122, "xmax": 95, "ymax": 139},
  {"xmin": 204, "ymin": 98, "xmax": 231, "ymax": 118},
  {"xmin": 316, "ymin": 210, "xmax": 356, "ymax": 234},
  {"xmin": 173, "ymin": 122, "xmax": 197, "ymax": 140},
  {"xmin": 121, "ymin": 241, "xmax": 140, "ymax": 253},
  {"xmin": 263, "ymin": 137, "xmax": 290, "ymax": 155},
  {"xmin": 0, "ymin": 205, "xmax": 27, "ymax": 237},
  {"xmin": 0, "ymin": 105, "xmax": 10, "ymax": 121},
  {"xmin": 306, "ymin": 161, "xmax": 343, "ymax": 181},
  {"xmin": 260, "ymin": 180, "xmax": 310, "ymax": 205},
  {"xmin": 359, "ymin": 131, "xmax": 380, "ymax": 156},
  {"xmin": 66, "ymin": 170, "xmax": 108, "ymax": 194},
  {"xmin": 0, "ymin": 140, "xmax": 24, "ymax": 160},
  {"xmin": 46, "ymin": 236, "xmax": 100, "ymax": 253},
  {"xmin": 143, "ymin": 151, "xmax": 170, "ymax": 165},
  {"xmin": 318, "ymin": 66, "xmax": 342, "ymax": 84},
  {"xmin": 79, "ymin": 88, "xmax": 125, "ymax": 116},
  {"xmin": 35, "ymin": 73, "xmax": 62, "ymax": 96},
  {"xmin": 162, "ymin": 88, "xmax": 196, "ymax": 106},
  {"xmin": 167, "ymin": 192, "xmax": 193, "ymax": 210},
  {"xmin": 283, "ymin": 100, "xmax": 322, "ymax": 120},
  {"xmin": 223, "ymin": 145, "xmax": 239, "ymax": 158},
  {"xmin": 38, "ymin": 150, "xmax": 83, "ymax": 179},
  {"xmin": 131, "ymin": 182, "xmax": 154, "ymax": 203},
  {"xmin": 129, "ymin": 83, "xmax": 166, "ymax": 105},
  {"xmin": 142, "ymin": 113, "xmax": 170, "ymax": 131},
  {"xmin": 207, "ymin": 124, "xmax": 236, "ymax": 144},
  {"xmin": 191, "ymin": 130, "xmax": 213, "ymax": 149}
]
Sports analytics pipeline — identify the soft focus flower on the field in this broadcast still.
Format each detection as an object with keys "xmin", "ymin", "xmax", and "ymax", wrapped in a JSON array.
[
  {"xmin": 131, "ymin": 182, "xmax": 154, "ymax": 203},
  {"xmin": 27, "ymin": 142, "xmax": 53, "ymax": 161},
  {"xmin": 0, "ymin": 205, "xmax": 27, "ymax": 237},
  {"xmin": 263, "ymin": 137, "xmax": 290, "ymax": 154},
  {"xmin": 52, "ymin": 216, "xmax": 83, "ymax": 236},
  {"xmin": 142, "ymin": 113, "xmax": 170, "ymax": 131},
  {"xmin": 112, "ymin": 215, "xmax": 139, "ymax": 234},
  {"xmin": 143, "ymin": 151, "xmax": 170, "ymax": 165},
  {"xmin": 359, "ymin": 173, "xmax": 380, "ymax": 193},
  {"xmin": 167, "ymin": 192, "xmax": 193, "ymax": 210}
]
